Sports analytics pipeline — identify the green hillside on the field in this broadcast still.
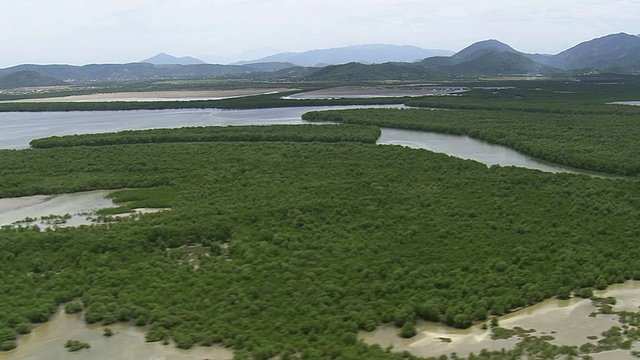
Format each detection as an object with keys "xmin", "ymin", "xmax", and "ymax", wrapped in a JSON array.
[
  {"xmin": 306, "ymin": 62, "xmax": 444, "ymax": 81},
  {"xmin": 0, "ymin": 70, "xmax": 67, "ymax": 89}
]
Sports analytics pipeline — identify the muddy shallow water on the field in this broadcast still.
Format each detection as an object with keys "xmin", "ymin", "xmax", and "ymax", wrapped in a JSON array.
[
  {"xmin": 0, "ymin": 309, "xmax": 233, "ymax": 360},
  {"xmin": 0, "ymin": 190, "xmax": 117, "ymax": 229},
  {"xmin": 359, "ymin": 281, "xmax": 640, "ymax": 359}
]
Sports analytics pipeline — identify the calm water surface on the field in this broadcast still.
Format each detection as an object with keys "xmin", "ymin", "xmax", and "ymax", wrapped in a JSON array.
[{"xmin": 0, "ymin": 106, "xmax": 610, "ymax": 176}]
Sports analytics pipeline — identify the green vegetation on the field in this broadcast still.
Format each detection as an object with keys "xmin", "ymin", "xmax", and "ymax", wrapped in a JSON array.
[
  {"xmin": 0, "ymin": 119, "xmax": 639, "ymax": 358},
  {"xmin": 2, "ymin": 79, "xmax": 640, "ymax": 359},
  {"xmin": 405, "ymin": 79, "xmax": 640, "ymax": 115},
  {"xmin": 0, "ymin": 70, "xmax": 67, "ymax": 89},
  {"xmin": 303, "ymin": 107, "xmax": 640, "ymax": 176},
  {"xmin": 103, "ymin": 327, "xmax": 113, "ymax": 337},
  {"xmin": 491, "ymin": 326, "xmax": 535, "ymax": 340},
  {"xmin": 30, "ymin": 124, "xmax": 381, "ymax": 148},
  {"xmin": 64, "ymin": 301, "xmax": 83, "ymax": 314},
  {"xmin": 307, "ymin": 62, "xmax": 445, "ymax": 81},
  {"xmin": 64, "ymin": 339, "xmax": 90, "ymax": 352}
]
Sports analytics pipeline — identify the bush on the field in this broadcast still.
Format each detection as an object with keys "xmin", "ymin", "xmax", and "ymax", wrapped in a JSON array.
[
  {"xmin": 0, "ymin": 340, "xmax": 17, "ymax": 351},
  {"xmin": 400, "ymin": 322, "xmax": 417, "ymax": 338},
  {"xmin": 64, "ymin": 302, "xmax": 83, "ymax": 314},
  {"xmin": 576, "ymin": 287, "xmax": 594, "ymax": 299},
  {"xmin": 64, "ymin": 339, "xmax": 90, "ymax": 352}
]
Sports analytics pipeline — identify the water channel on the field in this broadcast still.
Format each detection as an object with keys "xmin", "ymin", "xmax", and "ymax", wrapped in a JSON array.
[{"xmin": 0, "ymin": 106, "xmax": 600, "ymax": 176}]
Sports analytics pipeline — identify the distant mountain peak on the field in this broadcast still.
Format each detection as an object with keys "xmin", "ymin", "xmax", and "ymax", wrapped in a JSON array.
[
  {"xmin": 142, "ymin": 53, "xmax": 207, "ymax": 65},
  {"xmin": 554, "ymin": 32, "xmax": 640, "ymax": 70},
  {"xmin": 455, "ymin": 39, "xmax": 519, "ymax": 59}
]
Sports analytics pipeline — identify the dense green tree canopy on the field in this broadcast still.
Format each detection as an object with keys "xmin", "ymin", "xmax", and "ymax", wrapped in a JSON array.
[{"xmin": 1, "ymin": 122, "xmax": 640, "ymax": 358}]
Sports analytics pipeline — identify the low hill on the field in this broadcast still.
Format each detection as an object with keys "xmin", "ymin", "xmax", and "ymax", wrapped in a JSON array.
[
  {"xmin": 454, "ymin": 39, "xmax": 520, "ymax": 59},
  {"xmin": 0, "ymin": 70, "xmax": 67, "ymax": 89},
  {"xmin": 418, "ymin": 40, "xmax": 559, "ymax": 76},
  {"xmin": 0, "ymin": 62, "xmax": 296, "ymax": 83},
  {"xmin": 449, "ymin": 51, "xmax": 560, "ymax": 76},
  {"xmin": 553, "ymin": 33, "xmax": 640, "ymax": 70},
  {"xmin": 306, "ymin": 62, "xmax": 443, "ymax": 81},
  {"xmin": 240, "ymin": 44, "xmax": 454, "ymax": 67},
  {"xmin": 142, "ymin": 53, "xmax": 207, "ymax": 65}
]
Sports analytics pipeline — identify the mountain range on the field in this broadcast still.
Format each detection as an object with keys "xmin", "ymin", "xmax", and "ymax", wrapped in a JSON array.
[
  {"xmin": 235, "ymin": 44, "xmax": 454, "ymax": 67},
  {"xmin": 1, "ymin": 33, "xmax": 639, "ymax": 88},
  {"xmin": 311, "ymin": 33, "xmax": 640, "ymax": 80}
]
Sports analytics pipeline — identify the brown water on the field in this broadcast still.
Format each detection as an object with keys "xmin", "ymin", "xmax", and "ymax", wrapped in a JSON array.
[
  {"xmin": 0, "ymin": 309, "xmax": 233, "ymax": 360},
  {"xmin": 359, "ymin": 281, "xmax": 640, "ymax": 359}
]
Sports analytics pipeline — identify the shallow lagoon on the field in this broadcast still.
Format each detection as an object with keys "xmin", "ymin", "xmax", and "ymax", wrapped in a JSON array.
[{"xmin": 0, "ymin": 190, "xmax": 116, "ymax": 229}]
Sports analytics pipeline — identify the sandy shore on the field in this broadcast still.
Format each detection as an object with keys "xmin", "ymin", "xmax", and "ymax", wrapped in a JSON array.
[{"xmin": 4, "ymin": 88, "xmax": 294, "ymax": 103}]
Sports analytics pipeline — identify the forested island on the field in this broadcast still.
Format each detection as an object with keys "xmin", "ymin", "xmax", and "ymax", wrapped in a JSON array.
[{"xmin": 1, "ymin": 76, "xmax": 640, "ymax": 359}]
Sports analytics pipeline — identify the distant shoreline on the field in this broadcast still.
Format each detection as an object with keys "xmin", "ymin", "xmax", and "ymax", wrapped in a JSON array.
[{"xmin": 0, "ymin": 89, "xmax": 293, "ymax": 103}]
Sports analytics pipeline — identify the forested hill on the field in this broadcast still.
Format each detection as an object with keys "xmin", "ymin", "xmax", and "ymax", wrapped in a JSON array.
[
  {"xmin": 0, "ymin": 70, "xmax": 67, "ymax": 89},
  {"xmin": 306, "ymin": 62, "xmax": 444, "ymax": 81},
  {"xmin": 0, "ymin": 62, "xmax": 295, "ymax": 83}
]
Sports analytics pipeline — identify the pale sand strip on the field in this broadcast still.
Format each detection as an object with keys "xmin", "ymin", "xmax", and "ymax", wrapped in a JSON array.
[{"xmin": 3, "ymin": 88, "xmax": 294, "ymax": 103}]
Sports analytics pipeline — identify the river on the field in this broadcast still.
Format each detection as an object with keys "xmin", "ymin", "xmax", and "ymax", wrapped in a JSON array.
[{"xmin": 0, "ymin": 106, "xmax": 601, "ymax": 176}]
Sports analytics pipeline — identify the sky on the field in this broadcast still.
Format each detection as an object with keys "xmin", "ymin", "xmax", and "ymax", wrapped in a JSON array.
[{"xmin": 1, "ymin": 0, "xmax": 639, "ymax": 68}]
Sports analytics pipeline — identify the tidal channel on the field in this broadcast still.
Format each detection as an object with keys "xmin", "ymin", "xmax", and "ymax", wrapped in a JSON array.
[{"xmin": 0, "ymin": 106, "xmax": 607, "ymax": 176}]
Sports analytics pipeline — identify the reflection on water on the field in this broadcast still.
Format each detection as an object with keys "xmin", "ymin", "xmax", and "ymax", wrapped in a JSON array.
[
  {"xmin": 359, "ymin": 281, "xmax": 640, "ymax": 359},
  {"xmin": 0, "ymin": 309, "xmax": 233, "ymax": 360}
]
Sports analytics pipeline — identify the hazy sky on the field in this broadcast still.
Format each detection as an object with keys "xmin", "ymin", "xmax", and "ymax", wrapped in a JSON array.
[{"xmin": 2, "ymin": 0, "xmax": 639, "ymax": 68}]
